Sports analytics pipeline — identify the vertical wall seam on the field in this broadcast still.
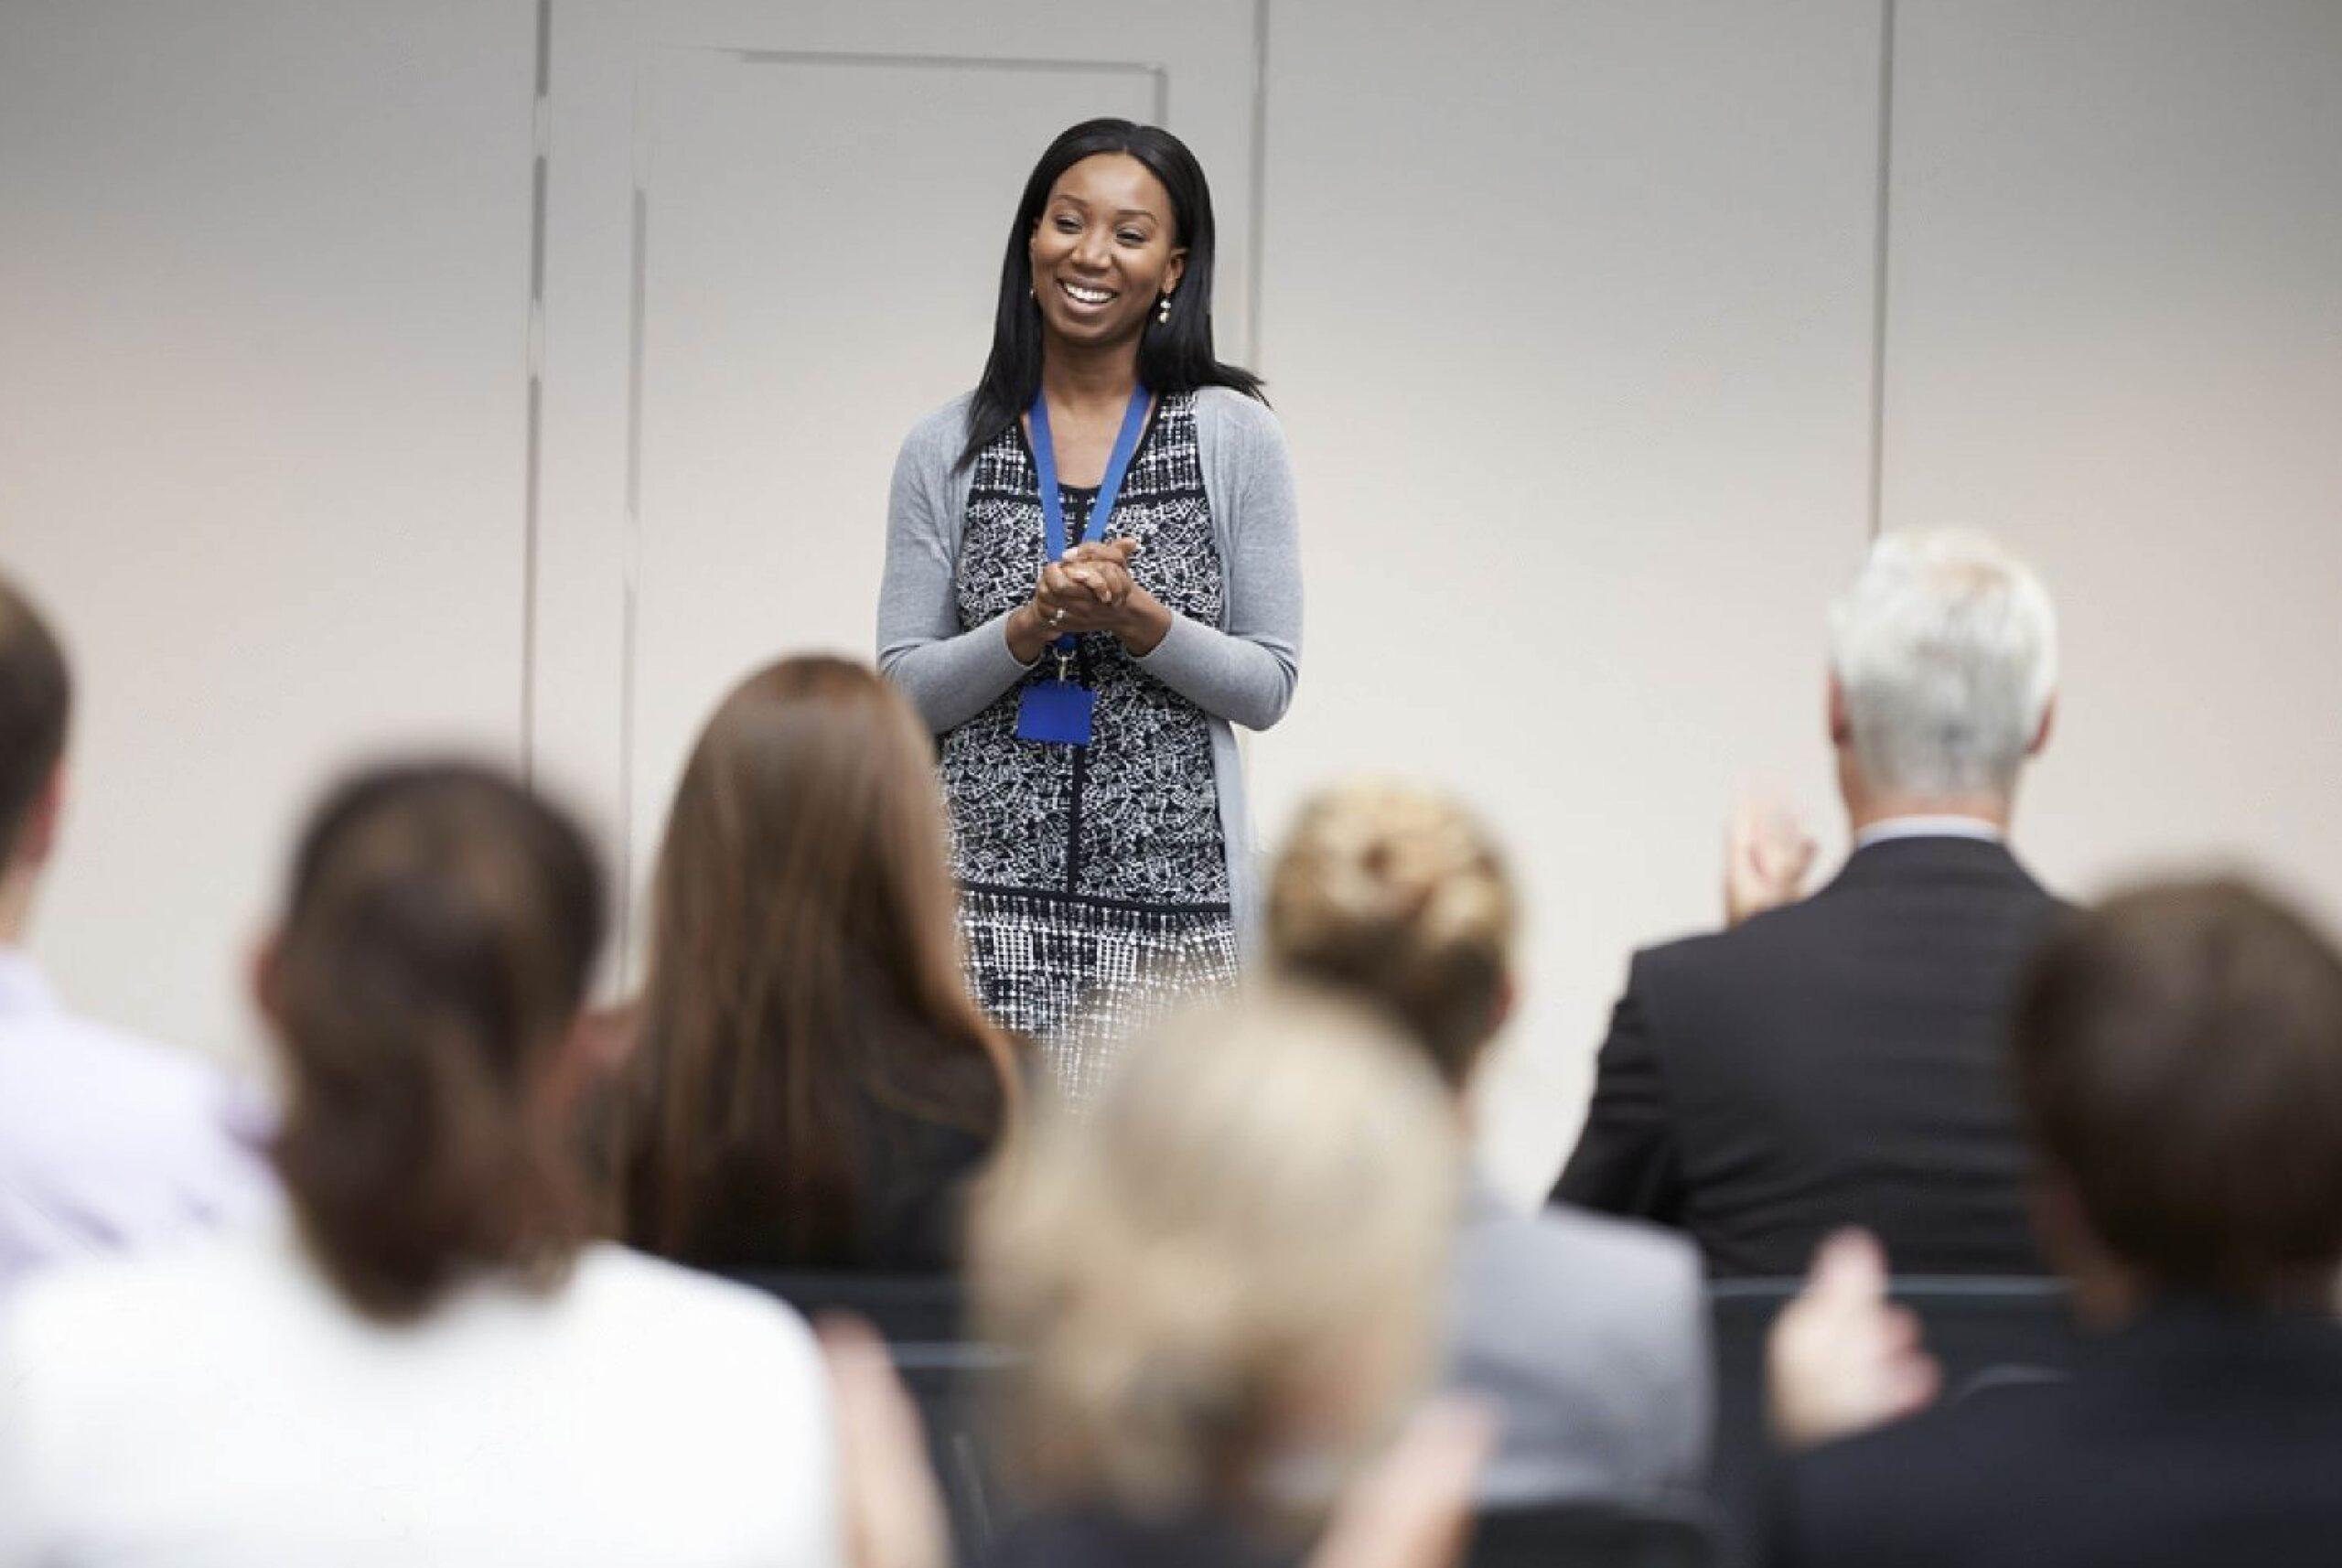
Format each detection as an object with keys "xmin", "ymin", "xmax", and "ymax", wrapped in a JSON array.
[
  {"xmin": 618, "ymin": 129, "xmax": 648, "ymax": 982},
  {"xmin": 1865, "ymin": 0, "xmax": 1898, "ymax": 540},
  {"xmin": 521, "ymin": 0, "xmax": 552, "ymax": 780},
  {"xmin": 1246, "ymin": 0, "xmax": 1271, "ymax": 368}
]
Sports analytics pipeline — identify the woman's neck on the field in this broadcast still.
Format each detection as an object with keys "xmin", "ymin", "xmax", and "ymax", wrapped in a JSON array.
[{"xmin": 1040, "ymin": 333, "xmax": 1142, "ymax": 414}]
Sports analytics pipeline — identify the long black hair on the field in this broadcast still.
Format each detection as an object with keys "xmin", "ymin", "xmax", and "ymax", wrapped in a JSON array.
[{"xmin": 959, "ymin": 118, "xmax": 1264, "ymax": 469}]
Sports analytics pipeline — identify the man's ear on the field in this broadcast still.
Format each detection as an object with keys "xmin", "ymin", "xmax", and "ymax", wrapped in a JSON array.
[
  {"xmin": 12, "ymin": 763, "xmax": 66, "ymax": 870},
  {"xmin": 2030, "ymin": 1168, "xmax": 2085, "ymax": 1259},
  {"xmin": 2028, "ymin": 693, "xmax": 2058, "ymax": 758},
  {"xmin": 2028, "ymin": 1165, "xmax": 2131, "ymax": 1326},
  {"xmin": 1826, "ymin": 674, "xmax": 1852, "ymax": 748},
  {"xmin": 248, "ymin": 932, "xmax": 285, "ymax": 1032}
]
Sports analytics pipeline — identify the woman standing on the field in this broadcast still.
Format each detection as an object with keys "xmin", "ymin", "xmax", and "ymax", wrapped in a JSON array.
[{"xmin": 878, "ymin": 118, "xmax": 1300, "ymax": 1101}]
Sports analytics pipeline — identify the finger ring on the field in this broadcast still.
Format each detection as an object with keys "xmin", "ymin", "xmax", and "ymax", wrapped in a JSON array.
[{"xmin": 1044, "ymin": 607, "xmax": 1067, "ymax": 628}]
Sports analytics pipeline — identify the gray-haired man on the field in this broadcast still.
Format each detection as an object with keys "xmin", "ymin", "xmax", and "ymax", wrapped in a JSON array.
[{"xmin": 1552, "ymin": 529, "xmax": 2065, "ymax": 1278}]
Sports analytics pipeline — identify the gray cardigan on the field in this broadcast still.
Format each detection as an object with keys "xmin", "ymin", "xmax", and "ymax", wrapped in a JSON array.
[{"xmin": 876, "ymin": 387, "xmax": 1301, "ymax": 949}]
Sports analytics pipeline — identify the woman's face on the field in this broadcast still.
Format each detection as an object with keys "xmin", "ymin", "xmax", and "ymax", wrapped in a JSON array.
[{"xmin": 1027, "ymin": 152, "xmax": 1187, "ymax": 352}]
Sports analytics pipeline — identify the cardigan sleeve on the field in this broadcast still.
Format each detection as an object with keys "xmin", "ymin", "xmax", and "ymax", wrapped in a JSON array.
[
  {"xmin": 1131, "ymin": 393, "xmax": 1302, "ymax": 730},
  {"xmin": 875, "ymin": 402, "xmax": 1035, "ymax": 735}
]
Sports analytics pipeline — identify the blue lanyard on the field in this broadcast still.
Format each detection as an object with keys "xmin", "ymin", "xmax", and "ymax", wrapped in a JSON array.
[{"xmin": 1029, "ymin": 384, "xmax": 1150, "ymax": 659}]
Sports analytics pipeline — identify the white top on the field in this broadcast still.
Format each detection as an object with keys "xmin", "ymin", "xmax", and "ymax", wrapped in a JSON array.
[
  {"xmin": 0, "ymin": 948, "xmax": 277, "ymax": 1295},
  {"xmin": 0, "ymin": 1224, "xmax": 841, "ymax": 1568}
]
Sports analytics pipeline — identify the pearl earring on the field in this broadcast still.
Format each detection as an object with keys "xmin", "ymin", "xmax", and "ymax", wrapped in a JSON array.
[{"xmin": 1157, "ymin": 293, "xmax": 1173, "ymax": 325}]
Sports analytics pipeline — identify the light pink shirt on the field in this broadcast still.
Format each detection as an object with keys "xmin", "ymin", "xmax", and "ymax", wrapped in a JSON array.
[{"xmin": 0, "ymin": 949, "xmax": 277, "ymax": 1295}]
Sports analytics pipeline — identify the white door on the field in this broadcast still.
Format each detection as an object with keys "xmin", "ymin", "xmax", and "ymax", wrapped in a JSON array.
[{"xmin": 533, "ymin": 0, "xmax": 1263, "ymax": 969}]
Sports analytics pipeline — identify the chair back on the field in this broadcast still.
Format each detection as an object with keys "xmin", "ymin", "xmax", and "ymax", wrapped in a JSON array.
[
  {"xmin": 721, "ymin": 1270, "xmax": 1015, "ymax": 1565},
  {"xmin": 1705, "ymin": 1275, "xmax": 2075, "ymax": 1566},
  {"xmin": 718, "ymin": 1267, "xmax": 969, "ymax": 1342},
  {"xmin": 1468, "ymin": 1500, "xmax": 1714, "ymax": 1568}
]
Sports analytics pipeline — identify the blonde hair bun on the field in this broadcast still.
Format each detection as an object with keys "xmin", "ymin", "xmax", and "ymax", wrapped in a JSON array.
[{"xmin": 1267, "ymin": 782, "xmax": 1517, "ymax": 1086}]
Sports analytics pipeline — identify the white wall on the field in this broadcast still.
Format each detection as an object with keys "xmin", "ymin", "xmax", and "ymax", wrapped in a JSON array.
[
  {"xmin": 2, "ymin": 0, "xmax": 538, "ymax": 1065},
  {"xmin": 5, "ymin": 1, "xmax": 2338, "ymax": 1198},
  {"xmin": 1252, "ymin": 0, "xmax": 1885, "ymax": 1197},
  {"xmin": 1883, "ymin": 0, "xmax": 2342, "ymax": 928}
]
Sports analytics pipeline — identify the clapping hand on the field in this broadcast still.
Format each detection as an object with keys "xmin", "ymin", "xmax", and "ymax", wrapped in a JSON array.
[
  {"xmin": 822, "ymin": 1316, "xmax": 951, "ymax": 1568},
  {"xmin": 1724, "ymin": 797, "xmax": 1817, "ymax": 927},
  {"xmin": 1767, "ymin": 1229, "xmax": 1941, "ymax": 1450},
  {"xmin": 1306, "ymin": 1399, "xmax": 1497, "ymax": 1568}
]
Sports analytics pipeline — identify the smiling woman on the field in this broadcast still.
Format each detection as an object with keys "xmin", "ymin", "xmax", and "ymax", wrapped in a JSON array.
[{"xmin": 876, "ymin": 119, "xmax": 1303, "ymax": 1104}]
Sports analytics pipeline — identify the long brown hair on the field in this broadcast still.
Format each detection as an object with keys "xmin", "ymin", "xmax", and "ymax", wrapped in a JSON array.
[
  {"xmin": 616, "ymin": 656, "xmax": 1019, "ymax": 1266},
  {"xmin": 267, "ymin": 762, "xmax": 605, "ymax": 1320}
]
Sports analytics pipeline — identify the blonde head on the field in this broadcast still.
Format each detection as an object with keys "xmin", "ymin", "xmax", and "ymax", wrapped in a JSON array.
[
  {"xmin": 972, "ymin": 986, "xmax": 1460, "ymax": 1521},
  {"xmin": 1267, "ymin": 782, "xmax": 1518, "ymax": 1089}
]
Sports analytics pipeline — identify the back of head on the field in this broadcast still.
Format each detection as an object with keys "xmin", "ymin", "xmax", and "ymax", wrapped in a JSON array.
[
  {"xmin": 2014, "ymin": 877, "xmax": 2342, "ymax": 1309},
  {"xmin": 623, "ymin": 655, "xmax": 1015, "ymax": 1264},
  {"xmin": 268, "ymin": 762, "xmax": 605, "ymax": 1320},
  {"xmin": 973, "ymin": 986, "xmax": 1459, "ymax": 1523},
  {"xmin": 1267, "ymin": 783, "xmax": 1516, "ymax": 1090},
  {"xmin": 0, "ymin": 572, "xmax": 70, "ymax": 865},
  {"xmin": 1827, "ymin": 528, "xmax": 2058, "ymax": 799}
]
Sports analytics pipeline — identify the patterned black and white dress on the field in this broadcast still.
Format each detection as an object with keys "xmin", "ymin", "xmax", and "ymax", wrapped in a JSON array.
[{"xmin": 941, "ymin": 393, "xmax": 1241, "ymax": 1102}]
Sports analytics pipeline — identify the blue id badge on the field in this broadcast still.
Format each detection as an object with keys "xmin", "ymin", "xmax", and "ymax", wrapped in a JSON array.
[
  {"xmin": 1015, "ymin": 385, "xmax": 1144, "ymax": 752},
  {"xmin": 1016, "ymin": 679, "xmax": 1095, "ymax": 746}
]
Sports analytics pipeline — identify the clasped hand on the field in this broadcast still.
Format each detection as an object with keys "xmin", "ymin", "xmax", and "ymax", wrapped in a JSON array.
[
  {"xmin": 1006, "ymin": 536, "xmax": 1172, "ymax": 661},
  {"xmin": 1031, "ymin": 536, "xmax": 1143, "ymax": 635}
]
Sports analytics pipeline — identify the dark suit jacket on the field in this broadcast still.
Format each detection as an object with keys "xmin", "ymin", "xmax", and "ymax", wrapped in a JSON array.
[
  {"xmin": 1777, "ymin": 1305, "xmax": 2342, "ymax": 1567},
  {"xmin": 1552, "ymin": 834, "xmax": 2060, "ymax": 1277}
]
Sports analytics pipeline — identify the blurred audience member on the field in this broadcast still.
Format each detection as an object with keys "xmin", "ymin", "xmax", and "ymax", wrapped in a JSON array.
[
  {"xmin": 972, "ymin": 987, "xmax": 1480, "ymax": 1566},
  {"xmin": 1270, "ymin": 782, "xmax": 1709, "ymax": 1506},
  {"xmin": 1556, "ymin": 529, "xmax": 2063, "ymax": 1275},
  {"xmin": 1774, "ymin": 878, "xmax": 2342, "ymax": 1565},
  {"xmin": 0, "ymin": 764, "xmax": 837, "ymax": 1566},
  {"xmin": 825, "ymin": 1316, "xmax": 1494, "ymax": 1568},
  {"xmin": 610, "ymin": 656, "xmax": 1020, "ymax": 1274},
  {"xmin": 0, "ymin": 571, "xmax": 273, "ymax": 1295}
]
